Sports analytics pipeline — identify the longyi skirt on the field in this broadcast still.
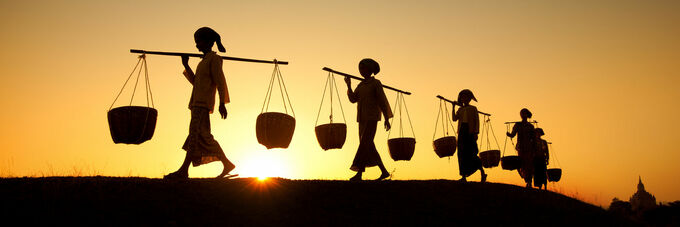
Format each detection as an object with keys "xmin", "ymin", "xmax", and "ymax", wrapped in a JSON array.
[
  {"xmin": 182, "ymin": 107, "xmax": 223, "ymax": 167},
  {"xmin": 350, "ymin": 121, "xmax": 381, "ymax": 172}
]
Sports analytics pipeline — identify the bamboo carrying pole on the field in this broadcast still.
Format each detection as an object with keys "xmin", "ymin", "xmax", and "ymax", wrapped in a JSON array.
[
  {"xmin": 504, "ymin": 121, "xmax": 538, "ymax": 124},
  {"xmin": 130, "ymin": 49, "xmax": 288, "ymax": 65},
  {"xmin": 436, "ymin": 95, "xmax": 491, "ymax": 116},
  {"xmin": 322, "ymin": 67, "xmax": 411, "ymax": 95}
]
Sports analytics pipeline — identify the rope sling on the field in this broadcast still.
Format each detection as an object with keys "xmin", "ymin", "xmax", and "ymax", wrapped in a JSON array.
[
  {"xmin": 432, "ymin": 99, "xmax": 457, "ymax": 159},
  {"xmin": 387, "ymin": 93, "xmax": 416, "ymax": 161},
  {"xmin": 256, "ymin": 61, "xmax": 296, "ymax": 149},
  {"xmin": 314, "ymin": 71, "xmax": 347, "ymax": 150},
  {"xmin": 107, "ymin": 54, "xmax": 158, "ymax": 145}
]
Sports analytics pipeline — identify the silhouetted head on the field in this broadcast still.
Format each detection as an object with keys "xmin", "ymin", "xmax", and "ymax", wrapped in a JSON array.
[
  {"xmin": 457, "ymin": 89, "xmax": 477, "ymax": 105},
  {"xmin": 535, "ymin": 128, "xmax": 544, "ymax": 137},
  {"xmin": 358, "ymin": 58, "xmax": 380, "ymax": 78},
  {"xmin": 194, "ymin": 27, "xmax": 226, "ymax": 54},
  {"xmin": 520, "ymin": 108, "xmax": 532, "ymax": 120}
]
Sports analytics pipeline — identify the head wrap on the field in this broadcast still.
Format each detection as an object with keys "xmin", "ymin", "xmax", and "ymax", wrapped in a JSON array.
[
  {"xmin": 194, "ymin": 27, "xmax": 226, "ymax": 52},
  {"xmin": 457, "ymin": 89, "xmax": 477, "ymax": 103},
  {"xmin": 520, "ymin": 108, "xmax": 532, "ymax": 118},
  {"xmin": 359, "ymin": 58, "xmax": 380, "ymax": 75},
  {"xmin": 535, "ymin": 128, "xmax": 545, "ymax": 136}
]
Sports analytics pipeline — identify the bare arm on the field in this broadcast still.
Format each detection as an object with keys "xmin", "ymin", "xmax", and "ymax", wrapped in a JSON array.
[
  {"xmin": 507, "ymin": 124, "xmax": 518, "ymax": 138},
  {"xmin": 451, "ymin": 102, "xmax": 459, "ymax": 122},
  {"xmin": 375, "ymin": 80, "xmax": 393, "ymax": 130},
  {"xmin": 210, "ymin": 55, "xmax": 229, "ymax": 119},
  {"xmin": 345, "ymin": 77, "xmax": 358, "ymax": 103},
  {"xmin": 181, "ymin": 56, "xmax": 195, "ymax": 84}
]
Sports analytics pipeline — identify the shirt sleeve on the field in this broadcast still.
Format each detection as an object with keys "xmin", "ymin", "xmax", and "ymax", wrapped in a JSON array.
[
  {"xmin": 375, "ymin": 80, "xmax": 393, "ymax": 119},
  {"xmin": 210, "ymin": 54, "xmax": 230, "ymax": 104},
  {"xmin": 347, "ymin": 88, "xmax": 358, "ymax": 103},
  {"xmin": 470, "ymin": 106, "xmax": 480, "ymax": 134}
]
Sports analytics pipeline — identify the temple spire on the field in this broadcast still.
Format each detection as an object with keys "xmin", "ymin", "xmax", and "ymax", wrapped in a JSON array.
[{"xmin": 638, "ymin": 176, "xmax": 645, "ymax": 191}]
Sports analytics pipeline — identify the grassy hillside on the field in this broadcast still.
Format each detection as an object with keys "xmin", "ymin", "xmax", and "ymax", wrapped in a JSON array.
[{"xmin": 0, "ymin": 177, "xmax": 634, "ymax": 226}]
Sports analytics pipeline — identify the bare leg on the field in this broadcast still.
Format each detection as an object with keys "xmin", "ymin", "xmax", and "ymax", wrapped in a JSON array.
[
  {"xmin": 216, "ymin": 153, "xmax": 235, "ymax": 178},
  {"xmin": 350, "ymin": 171, "xmax": 363, "ymax": 181},
  {"xmin": 480, "ymin": 167, "xmax": 487, "ymax": 183},
  {"xmin": 164, "ymin": 152, "xmax": 190, "ymax": 179},
  {"xmin": 376, "ymin": 158, "xmax": 390, "ymax": 181}
]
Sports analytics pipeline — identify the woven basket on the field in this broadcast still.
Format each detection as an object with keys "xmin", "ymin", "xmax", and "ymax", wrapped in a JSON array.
[
  {"xmin": 315, "ymin": 123, "xmax": 346, "ymax": 150},
  {"xmin": 501, "ymin": 155, "xmax": 521, "ymax": 170},
  {"xmin": 256, "ymin": 112, "xmax": 295, "ymax": 149},
  {"xmin": 388, "ymin": 137, "xmax": 416, "ymax": 161},
  {"xmin": 480, "ymin": 150, "xmax": 501, "ymax": 168},
  {"xmin": 433, "ymin": 136, "xmax": 456, "ymax": 158},
  {"xmin": 107, "ymin": 106, "xmax": 157, "ymax": 144},
  {"xmin": 547, "ymin": 168, "xmax": 562, "ymax": 182}
]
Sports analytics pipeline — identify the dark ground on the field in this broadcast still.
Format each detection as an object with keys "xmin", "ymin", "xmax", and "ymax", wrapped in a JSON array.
[{"xmin": 0, "ymin": 177, "xmax": 635, "ymax": 226}]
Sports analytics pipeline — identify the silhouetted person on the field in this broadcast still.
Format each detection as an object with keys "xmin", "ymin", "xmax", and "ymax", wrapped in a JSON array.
[
  {"xmin": 451, "ymin": 89, "xmax": 487, "ymax": 182},
  {"xmin": 344, "ymin": 58, "xmax": 393, "ymax": 181},
  {"xmin": 507, "ymin": 108, "xmax": 536, "ymax": 188},
  {"xmin": 534, "ymin": 128, "xmax": 549, "ymax": 190},
  {"xmin": 164, "ymin": 27, "xmax": 235, "ymax": 179}
]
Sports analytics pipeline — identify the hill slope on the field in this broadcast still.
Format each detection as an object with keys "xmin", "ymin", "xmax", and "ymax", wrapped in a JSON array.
[{"xmin": 0, "ymin": 177, "xmax": 633, "ymax": 226}]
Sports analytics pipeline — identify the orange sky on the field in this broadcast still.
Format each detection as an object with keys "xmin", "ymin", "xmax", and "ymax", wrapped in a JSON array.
[{"xmin": 1, "ymin": 0, "xmax": 679, "ymax": 206}]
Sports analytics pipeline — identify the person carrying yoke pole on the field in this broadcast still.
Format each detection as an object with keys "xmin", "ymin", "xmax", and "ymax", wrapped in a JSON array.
[
  {"xmin": 451, "ymin": 89, "xmax": 487, "ymax": 183},
  {"xmin": 164, "ymin": 27, "xmax": 235, "ymax": 179},
  {"xmin": 344, "ymin": 58, "xmax": 393, "ymax": 181}
]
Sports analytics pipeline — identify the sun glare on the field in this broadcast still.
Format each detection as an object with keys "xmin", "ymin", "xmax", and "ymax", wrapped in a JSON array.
[{"xmin": 238, "ymin": 150, "xmax": 290, "ymax": 179}]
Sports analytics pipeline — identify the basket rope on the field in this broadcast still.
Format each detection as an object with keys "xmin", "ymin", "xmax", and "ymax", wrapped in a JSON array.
[
  {"xmin": 109, "ymin": 54, "xmax": 154, "ymax": 111},
  {"xmin": 388, "ymin": 93, "xmax": 416, "ymax": 139},
  {"xmin": 108, "ymin": 54, "xmax": 155, "ymax": 143},
  {"xmin": 261, "ymin": 61, "xmax": 295, "ymax": 117},
  {"xmin": 314, "ymin": 72, "xmax": 347, "ymax": 126},
  {"xmin": 432, "ymin": 100, "xmax": 457, "ymax": 141}
]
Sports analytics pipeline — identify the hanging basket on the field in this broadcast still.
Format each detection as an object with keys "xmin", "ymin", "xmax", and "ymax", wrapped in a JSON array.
[
  {"xmin": 315, "ymin": 123, "xmax": 347, "ymax": 150},
  {"xmin": 501, "ymin": 155, "xmax": 521, "ymax": 170},
  {"xmin": 433, "ymin": 136, "xmax": 456, "ymax": 158},
  {"xmin": 107, "ymin": 55, "xmax": 157, "ymax": 145},
  {"xmin": 388, "ymin": 137, "xmax": 416, "ymax": 161},
  {"xmin": 257, "ymin": 62, "xmax": 295, "ymax": 149},
  {"xmin": 108, "ymin": 106, "xmax": 157, "ymax": 144},
  {"xmin": 480, "ymin": 149, "xmax": 501, "ymax": 168},
  {"xmin": 388, "ymin": 93, "xmax": 417, "ymax": 161},
  {"xmin": 256, "ymin": 112, "xmax": 295, "ymax": 149},
  {"xmin": 313, "ymin": 72, "xmax": 347, "ymax": 151},
  {"xmin": 547, "ymin": 168, "xmax": 562, "ymax": 182}
]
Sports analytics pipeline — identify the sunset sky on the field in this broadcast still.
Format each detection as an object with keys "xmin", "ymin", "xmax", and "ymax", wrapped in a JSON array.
[{"xmin": 1, "ymin": 0, "xmax": 679, "ymax": 206}]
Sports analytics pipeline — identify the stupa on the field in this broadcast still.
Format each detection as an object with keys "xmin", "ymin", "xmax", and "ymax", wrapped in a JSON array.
[{"xmin": 629, "ymin": 176, "xmax": 657, "ymax": 213}]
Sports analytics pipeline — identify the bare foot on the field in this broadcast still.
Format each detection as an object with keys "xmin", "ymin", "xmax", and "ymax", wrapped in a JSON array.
[
  {"xmin": 481, "ymin": 173, "xmax": 487, "ymax": 183},
  {"xmin": 216, "ymin": 162, "xmax": 236, "ymax": 178},
  {"xmin": 376, "ymin": 172, "xmax": 390, "ymax": 181},
  {"xmin": 350, "ymin": 174, "xmax": 362, "ymax": 181},
  {"xmin": 164, "ymin": 171, "xmax": 188, "ymax": 180}
]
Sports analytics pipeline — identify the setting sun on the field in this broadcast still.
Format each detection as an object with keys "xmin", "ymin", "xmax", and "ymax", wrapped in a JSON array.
[{"xmin": 236, "ymin": 148, "xmax": 291, "ymax": 179}]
